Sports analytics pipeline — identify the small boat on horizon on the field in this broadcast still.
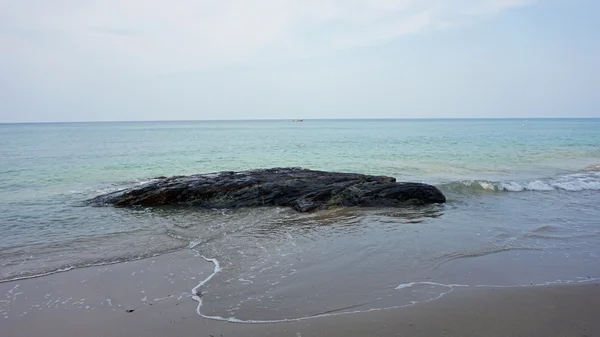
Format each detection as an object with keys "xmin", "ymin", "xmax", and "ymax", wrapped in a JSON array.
[{"xmin": 292, "ymin": 119, "xmax": 304, "ymax": 122}]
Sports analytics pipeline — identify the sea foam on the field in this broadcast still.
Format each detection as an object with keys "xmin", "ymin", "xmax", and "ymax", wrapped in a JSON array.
[
  {"xmin": 439, "ymin": 172, "xmax": 600, "ymax": 194},
  {"xmin": 190, "ymin": 256, "xmax": 600, "ymax": 324}
]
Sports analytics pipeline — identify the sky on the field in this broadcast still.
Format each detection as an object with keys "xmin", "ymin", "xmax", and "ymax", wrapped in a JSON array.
[{"xmin": 0, "ymin": 0, "xmax": 599, "ymax": 122}]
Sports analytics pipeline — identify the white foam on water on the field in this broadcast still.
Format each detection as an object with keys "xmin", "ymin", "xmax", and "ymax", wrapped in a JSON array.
[
  {"xmin": 519, "ymin": 172, "xmax": 600, "ymax": 192},
  {"xmin": 395, "ymin": 277, "xmax": 600, "ymax": 292},
  {"xmin": 7, "ymin": 284, "xmax": 20, "ymax": 294},
  {"xmin": 443, "ymin": 172, "xmax": 600, "ymax": 194},
  {"xmin": 153, "ymin": 296, "xmax": 172, "ymax": 302},
  {"xmin": 477, "ymin": 181, "xmax": 496, "ymax": 191},
  {"xmin": 525, "ymin": 180, "xmax": 554, "ymax": 191},
  {"xmin": 581, "ymin": 164, "xmax": 600, "ymax": 173},
  {"xmin": 551, "ymin": 175, "xmax": 600, "ymax": 191},
  {"xmin": 1, "ymin": 267, "xmax": 75, "ymax": 283},
  {"xmin": 500, "ymin": 181, "xmax": 524, "ymax": 192},
  {"xmin": 191, "ymin": 255, "xmax": 600, "ymax": 324},
  {"xmin": 0, "ymin": 251, "xmax": 171, "ymax": 284}
]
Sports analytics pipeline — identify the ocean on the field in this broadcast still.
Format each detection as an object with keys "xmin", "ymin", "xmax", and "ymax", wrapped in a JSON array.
[{"xmin": 1, "ymin": 119, "xmax": 599, "ymax": 322}]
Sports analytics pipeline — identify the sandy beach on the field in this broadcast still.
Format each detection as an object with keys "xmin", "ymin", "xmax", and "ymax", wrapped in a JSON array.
[
  {"xmin": 2, "ymin": 250, "xmax": 599, "ymax": 337},
  {"xmin": 3, "ymin": 0, "xmax": 600, "ymax": 333}
]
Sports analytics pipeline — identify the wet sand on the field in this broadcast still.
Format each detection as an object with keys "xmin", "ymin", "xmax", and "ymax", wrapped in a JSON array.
[{"xmin": 2, "ymin": 251, "xmax": 599, "ymax": 337}]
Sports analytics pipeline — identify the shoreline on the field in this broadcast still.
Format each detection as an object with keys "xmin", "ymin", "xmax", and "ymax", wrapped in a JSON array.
[{"xmin": 2, "ymin": 250, "xmax": 600, "ymax": 337}]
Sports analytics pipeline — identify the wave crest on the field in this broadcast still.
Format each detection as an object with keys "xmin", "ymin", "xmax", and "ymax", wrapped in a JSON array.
[
  {"xmin": 581, "ymin": 164, "xmax": 600, "ymax": 173},
  {"xmin": 438, "ymin": 172, "xmax": 600, "ymax": 195}
]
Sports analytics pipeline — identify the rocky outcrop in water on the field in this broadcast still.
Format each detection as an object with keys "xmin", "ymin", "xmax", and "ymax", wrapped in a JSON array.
[{"xmin": 88, "ymin": 168, "xmax": 446, "ymax": 212}]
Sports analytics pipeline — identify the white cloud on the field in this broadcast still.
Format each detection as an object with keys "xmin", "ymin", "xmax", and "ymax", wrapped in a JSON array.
[{"xmin": 0, "ymin": 0, "xmax": 535, "ymax": 74}]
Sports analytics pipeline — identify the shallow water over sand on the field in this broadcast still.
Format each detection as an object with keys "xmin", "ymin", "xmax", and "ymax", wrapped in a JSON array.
[{"xmin": 1, "ymin": 119, "xmax": 600, "ymax": 321}]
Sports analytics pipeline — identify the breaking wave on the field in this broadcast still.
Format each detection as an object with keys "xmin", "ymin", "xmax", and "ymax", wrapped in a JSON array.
[{"xmin": 437, "ymin": 171, "xmax": 600, "ymax": 195}]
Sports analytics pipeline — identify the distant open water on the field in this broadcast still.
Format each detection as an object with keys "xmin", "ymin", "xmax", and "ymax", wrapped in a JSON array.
[{"xmin": 1, "ymin": 119, "xmax": 600, "ymax": 321}]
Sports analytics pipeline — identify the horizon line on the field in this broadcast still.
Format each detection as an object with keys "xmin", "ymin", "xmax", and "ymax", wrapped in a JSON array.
[{"xmin": 1, "ymin": 117, "xmax": 599, "ymax": 125}]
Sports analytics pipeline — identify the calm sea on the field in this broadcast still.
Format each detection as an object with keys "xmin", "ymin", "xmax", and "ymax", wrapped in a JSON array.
[{"xmin": 1, "ymin": 119, "xmax": 599, "ymax": 321}]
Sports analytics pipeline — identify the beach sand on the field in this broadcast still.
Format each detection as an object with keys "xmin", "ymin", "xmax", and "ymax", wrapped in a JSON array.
[{"xmin": 2, "ymin": 250, "xmax": 599, "ymax": 337}]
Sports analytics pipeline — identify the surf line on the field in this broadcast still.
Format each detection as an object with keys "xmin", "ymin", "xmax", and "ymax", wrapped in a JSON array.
[
  {"xmin": 188, "ymin": 259, "xmax": 463, "ymax": 324},
  {"xmin": 191, "ymin": 257, "xmax": 600, "ymax": 324},
  {"xmin": 190, "ymin": 255, "xmax": 299, "ymax": 324},
  {"xmin": 191, "ymin": 256, "xmax": 221, "ymax": 299},
  {"xmin": 0, "ymin": 250, "xmax": 174, "ymax": 284}
]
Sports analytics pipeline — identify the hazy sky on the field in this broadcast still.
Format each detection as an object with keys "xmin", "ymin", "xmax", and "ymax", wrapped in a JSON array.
[{"xmin": 1, "ymin": 0, "xmax": 598, "ymax": 122}]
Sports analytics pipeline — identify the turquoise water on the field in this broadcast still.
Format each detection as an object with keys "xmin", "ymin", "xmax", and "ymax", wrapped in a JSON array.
[{"xmin": 1, "ymin": 119, "xmax": 600, "ymax": 320}]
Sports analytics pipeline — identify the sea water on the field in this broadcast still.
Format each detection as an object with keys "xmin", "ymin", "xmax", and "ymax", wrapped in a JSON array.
[{"xmin": 1, "ymin": 119, "xmax": 599, "ymax": 320}]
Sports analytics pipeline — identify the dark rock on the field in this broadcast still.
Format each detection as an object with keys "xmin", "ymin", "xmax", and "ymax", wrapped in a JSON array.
[{"xmin": 87, "ymin": 168, "xmax": 445, "ymax": 212}]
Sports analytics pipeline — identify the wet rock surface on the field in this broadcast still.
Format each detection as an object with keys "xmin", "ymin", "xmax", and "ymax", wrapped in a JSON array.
[{"xmin": 88, "ymin": 168, "xmax": 446, "ymax": 212}]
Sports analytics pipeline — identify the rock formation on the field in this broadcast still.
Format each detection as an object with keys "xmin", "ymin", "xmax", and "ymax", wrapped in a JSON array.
[{"xmin": 88, "ymin": 168, "xmax": 446, "ymax": 212}]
